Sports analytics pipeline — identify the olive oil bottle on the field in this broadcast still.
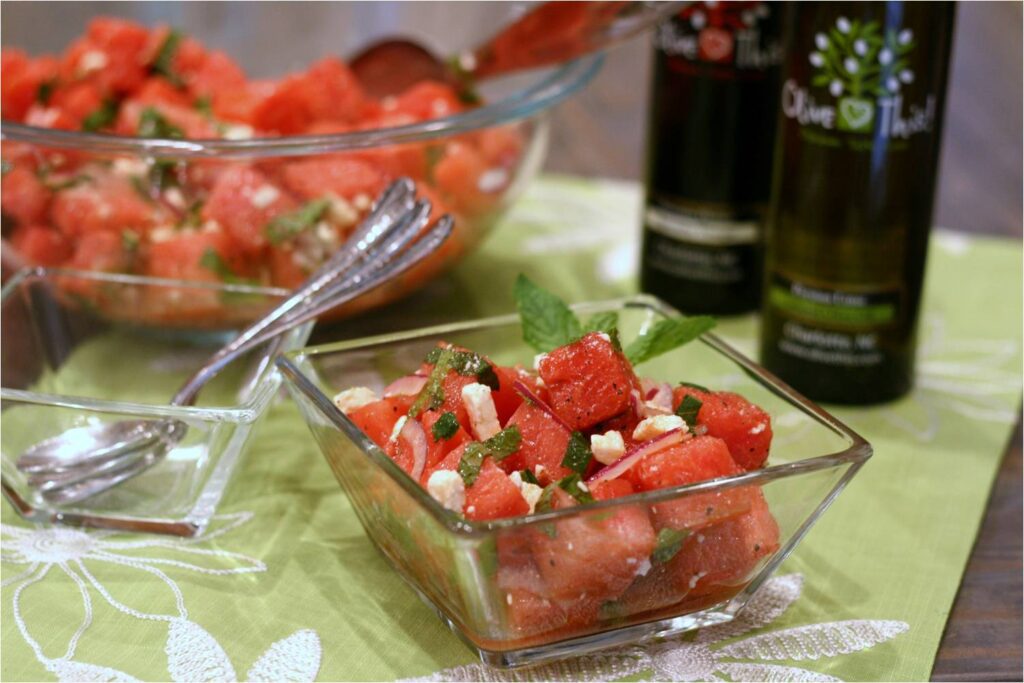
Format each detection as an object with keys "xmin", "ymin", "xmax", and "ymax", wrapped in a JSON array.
[
  {"xmin": 640, "ymin": 1, "xmax": 783, "ymax": 315},
  {"xmin": 760, "ymin": 2, "xmax": 955, "ymax": 404}
]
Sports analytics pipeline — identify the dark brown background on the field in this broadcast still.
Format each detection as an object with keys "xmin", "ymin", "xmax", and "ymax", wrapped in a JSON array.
[{"xmin": 3, "ymin": 1, "xmax": 1021, "ymax": 678}]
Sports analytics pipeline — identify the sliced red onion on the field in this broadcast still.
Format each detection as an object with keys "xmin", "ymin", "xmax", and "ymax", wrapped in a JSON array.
[
  {"xmin": 629, "ymin": 388, "xmax": 645, "ymax": 420},
  {"xmin": 512, "ymin": 380, "xmax": 573, "ymax": 432},
  {"xmin": 640, "ymin": 377, "xmax": 659, "ymax": 399},
  {"xmin": 383, "ymin": 375, "xmax": 428, "ymax": 398},
  {"xmin": 645, "ymin": 382, "xmax": 674, "ymax": 415},
  {"xmin": 586, "ymin": 428, "xmax": 687, "ymax": 486},
  {"xmin": 400, "ymin": 417, "xmax": 428, "ymax": 481}
]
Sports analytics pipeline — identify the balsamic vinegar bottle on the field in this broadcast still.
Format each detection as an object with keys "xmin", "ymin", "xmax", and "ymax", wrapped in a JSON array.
[
  {"xmin": 640, "ymin": 1, "xmax": 784, "ymax": 315},
  {"xmin": 760, "ymin": 2, "xmax": 956, "ymax": 404}
]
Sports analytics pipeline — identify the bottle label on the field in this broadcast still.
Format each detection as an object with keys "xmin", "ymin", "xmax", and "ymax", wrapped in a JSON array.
[
  {"xmin": 656, "ymin": 2, "xmax": 782, "ymax": 74},
  {"xmin": 644, "ymin": 206, "xmax": 759, "ymax": 285},
  {"xmin": 781, "ymin": 15, "xmax": 939, "ymax": 146},
  {"xmin": 767, "ymin": 275, "xmax": 901, "ymax": 368}
]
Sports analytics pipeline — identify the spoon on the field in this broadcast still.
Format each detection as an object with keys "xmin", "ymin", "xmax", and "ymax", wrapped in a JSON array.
[
  {"xmin": 350, "ymin": 1, "xmax": 685, "ymax": 99},
  {"xmin": 17, "ymin": 179, "xmax": 454, "ymax": 504}
]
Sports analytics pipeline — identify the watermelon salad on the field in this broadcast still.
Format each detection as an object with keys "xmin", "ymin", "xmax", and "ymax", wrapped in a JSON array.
[
  {"xmin": 1, "ymin": 18, "xmax": 522, "ymax": 320},
  {"xmin": 332, "ymin": 277, "xmax": 781, "ymax": 638}
]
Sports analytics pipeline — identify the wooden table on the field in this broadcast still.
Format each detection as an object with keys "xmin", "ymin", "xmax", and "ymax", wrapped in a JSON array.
[{"xmin": 3, "ymin": 1, "xmax": 1020, "ymax": 678}]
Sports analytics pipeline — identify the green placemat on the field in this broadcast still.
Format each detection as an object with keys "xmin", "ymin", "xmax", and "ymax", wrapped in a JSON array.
[{"xmin": 2, "ymin": 176, "xmax": 1020, "ymax": 682}]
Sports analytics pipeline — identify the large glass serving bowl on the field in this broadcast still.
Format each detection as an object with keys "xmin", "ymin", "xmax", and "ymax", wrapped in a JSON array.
[
  {"xmin": 0, "ymin": 5, "xmax": 601, "ymax": 326},
  {"xmin": 276, "ymin": 295, "xmax": 872, "ymax": 668}
]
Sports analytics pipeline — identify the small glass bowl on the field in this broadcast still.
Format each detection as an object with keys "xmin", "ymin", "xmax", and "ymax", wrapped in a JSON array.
[
  {"xmin": 276, "ymin": 295, "xmax": 872, "ymax": 668},
  {"xmin": 1, "ymin": 267, "xmax": 313, "ymax": 536}
]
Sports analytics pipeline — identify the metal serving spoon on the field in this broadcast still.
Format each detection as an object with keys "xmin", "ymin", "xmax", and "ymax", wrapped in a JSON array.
[
  {"xmin": 350, "ymin": 1, "xmax": 685, "ymax": 99},
  {"xmin": 17, "ymin": 179, "xmax": 454, "ymax": 504}
]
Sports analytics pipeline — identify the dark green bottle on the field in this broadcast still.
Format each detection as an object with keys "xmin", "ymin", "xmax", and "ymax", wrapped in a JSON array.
[
  {"xmin": 640, "ymin": 1, "xmax": 784, "ymax": 315},
  {"xmin": 760, "ymin": 1, "xmax": 955, "ymax": 404}
]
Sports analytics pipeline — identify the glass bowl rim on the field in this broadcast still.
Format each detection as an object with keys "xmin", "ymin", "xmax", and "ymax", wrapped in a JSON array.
[
  {"xmin": 0, "ymin": 55, "xmax": 602, "ymax": 160},
  {"xmin": 1, "ymin": 265, "xmax": 310, "ymax": 421},
  {"xmin": 277, "ymin": 294, "xmax": 873, "ymax": 538}
]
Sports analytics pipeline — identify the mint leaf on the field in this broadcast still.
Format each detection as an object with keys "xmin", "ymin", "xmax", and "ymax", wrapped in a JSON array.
[
  {"xmin": 151, "ymin": 29, "xmax": 184, "ymax": 86},
  {"xmin": 652, "ymin": 528, "xmax": 689, "ymax": 564},
  {"xmin": 193, "ymin": 95, "xmax": 213, "ymax": 117},
  {"xmin": 36, "ymin": 78, "xmax": 57, "ymax": 105},
  {"xmin": 266, "ymin": 199, "xmax": 329, "ymax": 244},
  {"xmin": 137, "ymin": 107, "xmax": 184, "ymax": 139},
  {"xmin": 431, "ymin": 412, "xmax": 460, "ymax": 441},
  {"xmin": 423, "ymin": 347, "xmax": 499, "ymax": 390},
  {"xmin": 199, "ymin": 248, "xmax": 257, "ymax": 286},
  {"xmin": 520, "ymin": 469, "xmax": 540, "ymax": 486},
  {"xmin": 560, "ymin": 431, "xmax": 593, "ymax": 474},
  {"xmin": 81, "ymin": 99, "xmax": 118, "ymax": 132},
  {"xmin": 679, "ymin": 381, "xmax": 710, "ymax": 393},
  {"xmin": 585, "ymin": 311, "xmax": 619, "ymax": 335},
  {"xmin": 457, "ymin": 443, "xmax": 487, "ymax": 487},
  {"xmin": 557, "ymin": 473, "xmax": 594, "ymax": 505},
  {"xmin": 410, "ymin": 349, "xmax": 456, "ymax": 417},
  {"xmin": 624, "ymin": 316, "xmax": 716, "ymax": 366},
  {"xmin": 675, "ymin": 395, "xmax": 702, "ymax": 427},
  {"xmin": 456, "ymin": 426, "xmax": 522, "ymax": 486},
  {"xmin": 514, "ymin": 274, "xmax": 582, "ymax": 352}
]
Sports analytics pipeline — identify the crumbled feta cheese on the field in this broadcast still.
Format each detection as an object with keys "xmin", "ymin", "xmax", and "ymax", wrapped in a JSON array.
[
  {"xmin": 596, "ymin": 332, "xmax": 612, "ymax": 343},
  {"xmin": 352, "ymin": 193, "xmax": 372, "ymax": 211},
  {"xmin": 635, "ymin": 558, "xmax": 652, "ymax": 577},
  {"xmin": 477, "ymin": 168, "xmax": 508, "ymax": 193},
  {"xmin": 250, "ymin": 184, "xmax": 280, "ymax": 209},
  {"xmin": 749, "ymin": 422, "xmax": 767, "ymax": 435},
  {"xmin": 466, "ymin": 505, "xmax": 476, "ymax": 514},
  {"xmin": 149, "ymin": 226, "xmax": 176, "ymax": 244},
  {"xmin": 389, "ymin": 416, "xmax": 408, "ymax": 442},
  {"xmin": 333, "ymin": 386, "xmax": 378, "ymax": 413},
  {"xmin": 461, "ymin": 383, "xmax": 501, "ymax": 440},
  {"xmin": 427, "ymin": 470, "xmax": 465, "ymax": 513},
  {"xmin": 567, "ymin": 542, "xmax": 574, "ymax": 551},
  {"xmin": 577, "ymin": 480, "xmax": 589, "ymax": 492},
  {"xmin": 509, "ymin": 471, "xmax": 544, "ymax": 513},
  {"xmin": 506, "ymin": 593, "xmax": 513, "ymax": 606},
  {"xmin": 222, "ymin": 123, "xmax": 254, "ymax": 140},
  {"xmin": 78, "ymin": 50, "xmax": 108, "ymax": 75},
  {"xmin": 27, "ymin": 107, "xmax": 61, "ymax": 128},
  {"xmin": 314, "ymin": 221, "xmax": 335, "ymax": 243},
  {"xmin": 326, "ymin": 194, "xmax": 359, "ymax": 227},
  {"xmin": 632, "ymin": 415, "xmax": 686, "ymax": 441},
  {"xmin": 533, "ymin": 353, "xmax": 547, "ymax": 371},
  {"xmin": 535, "ymin": 465, "xmax": 546, "ymax": 477},
  {"xmin": 201, "ymin": 220, "xmax": 222, "ymax": 234},
  {"xmin": 112, "ymin": 158, "xmax": 148, "ymax": 177},
  {"xmin": 591, "ymin": 430, "xmax": 625, "ymax": 465},
  {"xmin": 626, "ymin": 557, "xmax": 637, "ymax": 565},
  {"xmin": 688, "ymin": 571, "xmax": 708, "ymax": 590},
  {"xmin": 164, "ymin": 187, "xmax": 186, "ymax": 210}
]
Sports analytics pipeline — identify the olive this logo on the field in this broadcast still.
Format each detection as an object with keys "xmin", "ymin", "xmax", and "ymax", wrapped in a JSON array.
[
  {"xmin": 657, "ymin": 1, "xmax": 780, "ymax": 70},
  {"xmin": 782, "ymin": 16, "xmax": 936, "ymax": 140}
]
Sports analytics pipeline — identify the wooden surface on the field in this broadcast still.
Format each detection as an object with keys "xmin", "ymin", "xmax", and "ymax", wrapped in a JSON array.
[{"xmin": 2, "ymin": 1, "xmax": 1021, "ymax": 678}]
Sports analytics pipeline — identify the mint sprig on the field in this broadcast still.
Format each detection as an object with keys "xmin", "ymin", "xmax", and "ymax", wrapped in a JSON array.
[
  {"xmin": 652, "ymin": 528, "xmax": 689, "ymax": 564},
  {"xmin": 456, "ymin": 426, "xmax": 522, "ymax": 487},
  {"xmin": 624, "ymin": 317, "xmax": 716, "ymax": 366},
  {"xmin": 560, "ymin": 431, "xmax": 593, "ymax": 475},
  {"xmin": 514, "ymin": 274, "xmax": 581, "ymax": 352},
  {"xmin": 431, "ymin": 412, "xmax": 460, "ymax": 441}
]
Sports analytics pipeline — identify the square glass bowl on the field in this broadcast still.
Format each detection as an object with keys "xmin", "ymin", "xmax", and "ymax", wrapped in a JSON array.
[
  {"xmin": 1, "ymin": 268, "xmax": 313, "ymax": 536},
  {"xmin": 276, "ymin": 295, "xmax": 871, "ymax": 668}
]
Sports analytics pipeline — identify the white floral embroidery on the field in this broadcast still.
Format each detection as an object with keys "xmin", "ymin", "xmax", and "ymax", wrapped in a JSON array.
[
  {"xmin": 405, "ymin": 574, "xmax": 908, "ymax": 682},
  {"xmin": 1, "ymin": 512, "xmax": 322, "ymax": 682}
]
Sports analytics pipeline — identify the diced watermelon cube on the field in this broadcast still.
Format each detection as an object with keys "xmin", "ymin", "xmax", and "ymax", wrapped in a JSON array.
[
  {"xmin": 201, "ymin": 165, "xmax": 296, "ymax": 256},
  {"xmin": 346, "ymin": 396, "xmax": 415, "ymax": 450},
  {"xmin": 504, "ymin": 400, "xmax": 573, "ymax": 483},
  {"xmin": 1, "ymin": 166, "xmax": 51, "ymax": 227},
  {"xmin": 281, "ymin": 157, "xmax": 386, "ymax": 202},
  {"xmin": 538, "ymin": 331, "xmax": 640, "ymax": 431},
  {"xmin": 10, "ymin": 225, "xmax": 71, "ymax": 267},
  {"xmin": 674, "ymin": 387, "xmax": 773, "ymax": 470},
  {"xmin": 531, "ymin": 489, "xmax": 656, "ymax": 604},
  {"xmin": 464, "ymin": 460, "xmax": 529, "ymax": 521},
  {"xmin": 51, "ymin": 174, "xmax": 169, "ymax": 237},
  {"xmin": 420, "ymin": 409, "xmax": 472, "ymax": 470}
]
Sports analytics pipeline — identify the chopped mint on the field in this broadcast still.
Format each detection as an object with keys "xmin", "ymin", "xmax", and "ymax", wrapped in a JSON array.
[
  {"xmin": 193, "ymin": 95, "xmax": 213, "ymax": 117},
  {"xmin": 121, "ymin": 230, "xmax": 140, "ymax": 253},
  {"xmin": 1, "ymin": 159, "xmax": 11, "ymax": 176},
  {"xmin": 199, "ymin": 247, "xmax": 257, "ymax": 286},
  {"xmin": 456, "ymin": 427, "xmax": 521, "ymax": 486},
  {"xmin": 423, "ymin": 347, "xmax": 499, "ymax": 390},
  {"xmin": 624, "ymin": 316, "xmax": 716, "ymax": 366},
  {"xmin": 675, "ymin": 395, "xmax": 703, "ymax": 427},
  {"xmin": 431, "ymin": 412, "xmax": 460, "ymax": 441},
  {"xmin": 265, "ymin": 199, "xmax": 329, "ymax": 244},
  {"xmin": 520, "ymin": 469, "xmax": 540, "ymax": 486},
  {"xmin": 514, "ymin": 274, "xmax": 582, "ymax": 353},
  {"xmin": 137, "ymin": 107, "xmax": 184, "ymax": 139},
  {"xmin": 652, "ymin": 527, "xmax": 690, "ymax": 564},
  {"xmin": 81, "ymin": 99, "xmax": 119, "ymax": 132},
  {"xmin": 36, "ymin": 78, "xmax": 57, "ymax": 105},
  {"xmin": 679, "ymin": 381, "xmax": 711, "ymax": 393},
  {"xmin": 557, "ymin": 473, "xmax": 594, "ymax": 505},
  {"xmin": 560, "ymin": 431, "xmax": 593, "ymax": 475},
  {"xmin": 409, "ymin": 349, "xmax": 456, "ymax": 417},
  {"xmin": 151, "ymin": 29, "xmax": 184, "ymax": 86},
  {"xmin": 42, "ymin": 173, "xmax": 92, "ymax": 192}
]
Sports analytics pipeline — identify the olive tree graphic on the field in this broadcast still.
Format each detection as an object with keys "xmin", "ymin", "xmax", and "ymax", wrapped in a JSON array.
[{"xmin": 808, "ymin": 16, "xmax": 915, "ymax": 132}]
